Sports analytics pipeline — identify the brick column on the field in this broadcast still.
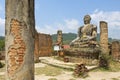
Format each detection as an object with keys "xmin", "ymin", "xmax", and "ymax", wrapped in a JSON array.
[
  {"xmin": 100, "ymin": 21, "xmax": 109, "ymax": 54},
  {"xmin": 57, "ymin": 30, "xmax": 63, "ymax": 47}
]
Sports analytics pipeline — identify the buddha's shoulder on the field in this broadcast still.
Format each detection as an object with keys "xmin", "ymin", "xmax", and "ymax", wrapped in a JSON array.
[
  {"xmin": 79, "ymin": 26, "xmax": 84, "ymax": 29},
  {"xmin": 90, "ymin": 24, "xmax": 97, "ymax": 28}
]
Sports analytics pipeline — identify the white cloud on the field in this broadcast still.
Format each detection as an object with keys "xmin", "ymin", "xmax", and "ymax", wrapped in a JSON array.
[
  {"xmin": 90, "ymin": 10, "xmax": 120, "ymax": 39},
  {"xmin": 65, "ymin": 19, "xmax": 79, "ymax": 30},
  {"xmin": 36, "ymin": 10, "xmax": 120, "ymax": 39},
  {"xmin": 0, "ymin": 18, "xmax": 5, "ymax": 36},
  {"xmin": 36, "ymin": 19, "xmax": 80, "ymax": 34}
]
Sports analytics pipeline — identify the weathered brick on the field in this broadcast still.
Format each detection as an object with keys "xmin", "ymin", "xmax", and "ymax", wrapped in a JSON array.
[{"xmin": 112, "ymin": 41, "xmax": 120, "ymax": 60}]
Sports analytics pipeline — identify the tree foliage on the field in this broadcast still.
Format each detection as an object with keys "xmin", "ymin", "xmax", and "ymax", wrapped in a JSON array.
[{"xmin": 0, "ymin": 36, "xmax": 5, "ymax": 51}]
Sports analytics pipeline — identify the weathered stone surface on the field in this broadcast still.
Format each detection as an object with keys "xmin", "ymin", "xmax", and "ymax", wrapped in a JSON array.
[
  {"xmin": 64, "ymin": 47, "xmax": 100, "ymax": 59},
  {"xmin": 5, "ymin": 0, "xmax": 35, "ymax": 80},
  {"xmin": 100, "ymin": 21, "xmax": 109, "ymax": 54},
  {"xmin": 112, "ymin": 41, "xmax": 120, "ymax": 60}
]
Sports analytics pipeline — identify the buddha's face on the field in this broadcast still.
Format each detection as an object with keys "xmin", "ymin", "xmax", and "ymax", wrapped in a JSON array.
[{"xmin": 84, "ymin": 15, "xmax": 91, "ymax": 24}]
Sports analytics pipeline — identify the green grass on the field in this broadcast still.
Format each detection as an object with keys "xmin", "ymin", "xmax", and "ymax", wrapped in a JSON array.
[
  {"xmin": 35, "ymin": 65, "xmax": 63, "ymax": 76},
  {"xmin": 111, "ymin": 78, "xmax": 120, "ymax": 80}
]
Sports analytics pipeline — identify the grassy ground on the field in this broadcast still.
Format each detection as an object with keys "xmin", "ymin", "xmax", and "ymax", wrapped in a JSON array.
[
  {"xmin": 54, "ymin": 56, "xmax": 99, "ymax": 66},
  {"xmin": 92, "ymin": 60, "xmax": 120, "ymax": 72},
  {"xmin": 35, "ymin": 65, "xmax": 64, "ymax": 76},
  {"xmin": 0, "ymin": 58, "xmax": 120, "ymax": 80},
  {"xmin": 0, "ymin": 66, "xmax": 5, "ymax": 72}
]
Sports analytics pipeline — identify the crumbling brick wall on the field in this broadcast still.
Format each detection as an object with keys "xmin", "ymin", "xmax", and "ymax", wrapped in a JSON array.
[
  {"xmin": 34, "ymin": 32, "xmax": 53, "ymax": 58},
  {"xmin": 34, "ymin": 30, "xmax": 39, "ymax": 61},
  {"xmin": 38, "ymin": 33, "xmax": 52, "ymax": 56},
  {"xmin": 112, "ymin": 41, "xmax": 120, "ymax": 60}
]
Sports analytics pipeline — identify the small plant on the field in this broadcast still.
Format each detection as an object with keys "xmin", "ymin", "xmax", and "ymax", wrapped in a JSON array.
[
  {"xmin": 0, "ymin": 61, "xmax": 4, "ymax": 68},
  {"xmin": 99, "ymin": 53, "xmax": 110, "ymax": 69},
  {"xmin": 34, "ymin": 59, "xmax": 41, "ymax": 63}
]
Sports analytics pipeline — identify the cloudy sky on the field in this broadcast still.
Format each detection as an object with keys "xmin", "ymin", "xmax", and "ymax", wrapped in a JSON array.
[{"xmin": 0, "ymin": 0, "xmax": 120, "ymax": 39}]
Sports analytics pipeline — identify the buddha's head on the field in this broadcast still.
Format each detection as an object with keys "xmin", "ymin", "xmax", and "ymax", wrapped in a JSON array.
[{"xmin": 84, "ymin": 15, "xmax": 91, "ymax": 24}]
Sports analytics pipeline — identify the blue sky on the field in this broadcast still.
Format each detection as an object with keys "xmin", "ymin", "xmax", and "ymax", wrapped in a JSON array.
[{"xmin": 0, "ymin": 0, "xmax": 120, "ymax": 39}]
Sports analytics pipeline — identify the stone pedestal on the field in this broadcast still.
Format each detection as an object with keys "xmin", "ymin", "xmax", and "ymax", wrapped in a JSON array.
[{"xmin": 100, "ymin": 21, "xmax": 109, "ymax": 54}]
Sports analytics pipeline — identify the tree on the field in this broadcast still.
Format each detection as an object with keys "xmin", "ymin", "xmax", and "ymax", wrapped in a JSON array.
[{"xmin": 5, "ymin": 0, "xmax": 35, "ymax": 80}]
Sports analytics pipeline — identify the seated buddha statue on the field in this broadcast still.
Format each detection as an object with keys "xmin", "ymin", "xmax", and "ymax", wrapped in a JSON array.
[{"xmin": 70, "ymin": 15, "xmax": 97, "ymax": 47}]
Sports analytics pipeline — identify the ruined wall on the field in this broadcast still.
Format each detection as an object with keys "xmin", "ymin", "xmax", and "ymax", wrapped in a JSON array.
[
  {"xmin": 100, "ymin": 21, "xmax": 109, "ymax": 54},
  {"xmin": 34, "ymin": 30, "xmax": 39, "ymax": 61},
  {"xmin": 38, "ymin": 33, "xmax": 52, "ymax": 56},
  {"xmin": 112, "ymin": 41, "xmax": 120, "ymax": 60},
  {"xmin": 34, "ymin": 33, "xmax": 53, "ymax": 57}
]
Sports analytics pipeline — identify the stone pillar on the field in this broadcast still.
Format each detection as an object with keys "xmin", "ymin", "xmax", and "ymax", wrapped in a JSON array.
[
  {"xmin": 112, "ymin": 41, "xmax": 120, "ymax": 60},
  {"xmin": 5, "ymin": 0, "xmax": 35, "ymax": 80},
  {"xmin": 57, "ymin": 30, "xmax": 63, "ymax": 47},
  {"xmin": 100, "ymin": 21, "xmax": 109, "ymax": 54}
]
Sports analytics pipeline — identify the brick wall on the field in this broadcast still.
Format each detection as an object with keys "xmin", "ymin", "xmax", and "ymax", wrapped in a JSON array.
[
  {"xmin": 112, "ymin": 41, "xmax": 120, "ymax": 60},
  {"xmin": 34, "ymin": 32, "xmax": 53, "ymax": 58}
]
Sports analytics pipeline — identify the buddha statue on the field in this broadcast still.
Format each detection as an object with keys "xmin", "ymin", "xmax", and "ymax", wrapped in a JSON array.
[{"xmin": 70, "ymin": 15, "xmax": 97, "ymax": 48}]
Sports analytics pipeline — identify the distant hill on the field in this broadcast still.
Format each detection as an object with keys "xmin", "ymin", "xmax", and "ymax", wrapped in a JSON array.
[
  {"xmin": 52, "ymin": 33, "xmax": 77, "ymax": 44},
  {"xmin": 0, "ymin": 36, "xmax": 5, "ymax": 40},
  {"xmin": 51, "ymin": 33, "xmax": 120, "ymax": 44}
]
